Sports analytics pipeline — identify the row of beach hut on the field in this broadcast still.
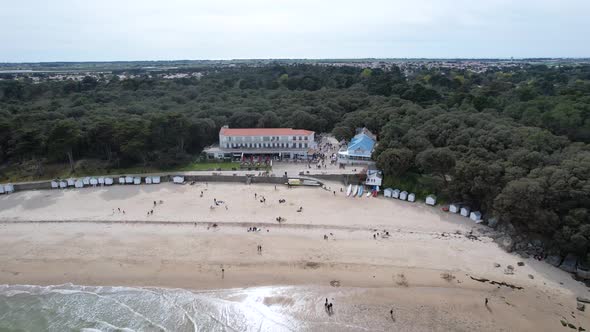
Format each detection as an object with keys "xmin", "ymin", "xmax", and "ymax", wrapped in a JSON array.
[
  {"xmin": 383, "ymin": 188, "xmax": 416, "ymax": 202},
  {"xmin": 51, "ymin": 176, "xmax": 163, "ymax": 189},
  {"xmin": 449, "ymin": 203, "xmax": 482, "ymax": 222},
  {"xmin": 383, "ymin": 188, "xmax": 437, "ymax": 206},
  {"xmin": 0, "ymin": 184, "xmax": 15, "ymax": 194}
]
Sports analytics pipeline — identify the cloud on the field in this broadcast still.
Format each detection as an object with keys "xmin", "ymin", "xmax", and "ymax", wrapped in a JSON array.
[{"xmin": 1, "ymin": 0, "xmax": 589, "ymax": 61}]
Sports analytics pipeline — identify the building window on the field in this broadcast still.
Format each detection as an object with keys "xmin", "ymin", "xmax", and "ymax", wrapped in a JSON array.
[
  {"xmin": 293, "ymin": 136, "xmax": 296, "ymax": 140},
  {"xmin": 304, "ymin": 136, "xmax": 308, "ymax": 140}
]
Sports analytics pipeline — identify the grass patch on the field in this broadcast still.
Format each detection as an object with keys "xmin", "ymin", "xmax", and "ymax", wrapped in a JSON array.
[{"xmin": 173, "ymin": 161, "xmax": 240, "ymax": 172}]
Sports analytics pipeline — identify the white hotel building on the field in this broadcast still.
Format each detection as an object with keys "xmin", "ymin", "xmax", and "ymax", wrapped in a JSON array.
[{"xmin": 205, "ymin": 126, "xmax": 317, "ymax": 160}]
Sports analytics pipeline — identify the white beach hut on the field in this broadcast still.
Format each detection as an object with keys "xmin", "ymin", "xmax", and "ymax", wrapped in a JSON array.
[
  {"xmin": 4, "ymin": 184, "xmax": 14, "ymax": 193},
  {"xmin": 125, "ymin": 176, "xmax": 133, "ymax": 184},
  {"xmin": 399, "ymin": 191, "xmax": 408, "ymax": 201},
  {"xmin": 75, "ymin": 180, "xmax": 84, "ymax": 188},
  {"xmin": 59, "ymin": 181, "xmax": 67, "ymax": 189},
  {"xmin": 392, "ymin": 189, "xmax": 401, "ymax": 199},
  {"xmin": 98, "ymin": 177, "xmax": 105, "ymax": 185},
  {"xmin": 460, "ymin": 207, "xmax": 471, "ymax": 217},
  {"xmin": 67, "ymin": 178, "xmax": 75, "ymax": 187},
  {"xmin": 51, "ymin": 181, "xmax": 59, "ymax": 189},
  {"xmin": 82, "ymin": 177, "xmax": 90, "ymax": 186},
  {"xmin": 408, "ymin": 193, "xmax": 416, "ymax": 202},
  {"xmin": 449, "ymin": 204, "xmax": 461, "ymax": 214},
  {"xmin": 105, "ymin": 177, "xmax": 114, "ymax": 186},
  {"xmin": 470, "ymin": 211, "xmax": 482, "ymax": 222},
  {"xmin": 90, "ymin": 178, "xmax": 98, "ymax": 186},
  {"xmin": 133, "ymin": 177, "xmax": 141, "ymax": 185},
  {"xmin": 384, "ymin": 188, "xmax": 393, "ymax": 198},
  {"xmin": 152, "ymin": 176, "xmax": 161, "ymax": 184},
  {"xmin": 425, "ymin": 195, "xmax": 437, "ymax": 206},
  {"xmin": 173, "ymin": 176, "xmax": 184, "ymax": 184},
  {"xmin": 145, "ymin": 177, "xmax": 152, "ymax": 184},
  {"xmin": 118, "ymin": 177, "xmax": 126, "ymax": 184}
]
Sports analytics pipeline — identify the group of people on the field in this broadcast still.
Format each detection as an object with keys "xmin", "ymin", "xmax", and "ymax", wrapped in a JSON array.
[
  {"xmin": 256, "ymin": 244, "xmax": 262, "ymax": 253},
  {"xmin": 255, "ymin": 193, "xmax": 267, "ymax": 204},
  {"xmin": 325, "ymin": 298, "xmax": 334, "ymax": 314},
  {"xmin": 211, "ymin": 198, "xmax": 228, "ymax": 210},
  {"xmin": 372, "ymin": 230, "xmax": 390, "ymax": 240}
]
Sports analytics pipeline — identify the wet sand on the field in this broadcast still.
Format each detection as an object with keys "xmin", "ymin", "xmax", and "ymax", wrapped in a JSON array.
[{"xmin": 0, "ymin": 183, "xmax": 588, "ymax": 331}]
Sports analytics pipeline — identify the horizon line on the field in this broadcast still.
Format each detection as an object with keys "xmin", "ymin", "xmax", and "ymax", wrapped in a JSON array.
[{"xmin": 2, "ymin": 57, "xmax": 590, "ymax": 65}]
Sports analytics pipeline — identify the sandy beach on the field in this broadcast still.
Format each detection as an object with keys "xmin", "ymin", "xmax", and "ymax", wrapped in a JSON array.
[{"xmin": 0, "ymin": 182, "xmax": 588, "ymax": 331}]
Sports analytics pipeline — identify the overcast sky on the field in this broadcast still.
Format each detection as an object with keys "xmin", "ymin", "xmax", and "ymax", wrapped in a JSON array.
[{"xmin": 1, "ymin": 0, "xmax": 589, "ymax": 62}]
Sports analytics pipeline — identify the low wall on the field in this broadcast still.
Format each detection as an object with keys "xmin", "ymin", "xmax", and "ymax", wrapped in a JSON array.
[
  {"xmin": 14, "ymin": 180, "xmax": 52, "ymax": 191},
  {"xmin": 311, "ymin": 174, "xmax": 361, "ymax": 185}
]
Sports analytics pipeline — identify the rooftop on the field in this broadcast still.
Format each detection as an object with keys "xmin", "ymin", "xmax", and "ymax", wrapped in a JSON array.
[{"xmin": 220, "ymin": 127, "xmax": 314, "ymax": 136}]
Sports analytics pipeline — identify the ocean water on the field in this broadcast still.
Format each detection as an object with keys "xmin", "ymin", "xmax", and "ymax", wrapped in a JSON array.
[
  {"xmin": 0, "ymin": 284, "xmax": 390, "ymax": 332},
  {"xmin": 0, "ymin": 284, "xmax": 318, "ymax": 332}
]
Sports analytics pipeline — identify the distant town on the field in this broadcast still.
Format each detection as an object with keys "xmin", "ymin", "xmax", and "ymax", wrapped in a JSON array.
[{"xmin": 2, "ymin": 58, "xmax": 590, "ymax": 83}]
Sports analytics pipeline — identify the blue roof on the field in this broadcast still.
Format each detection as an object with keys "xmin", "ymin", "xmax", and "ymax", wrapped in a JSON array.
[{"xmin": 346, "ymin": 133, "xmax": 375, "ymax": 157}]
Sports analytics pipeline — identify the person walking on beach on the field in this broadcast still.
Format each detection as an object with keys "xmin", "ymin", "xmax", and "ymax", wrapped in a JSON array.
[{"xmin": 485, "ymin": 298, "xmax": 489, "ymax": 306}]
